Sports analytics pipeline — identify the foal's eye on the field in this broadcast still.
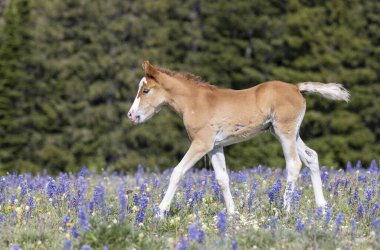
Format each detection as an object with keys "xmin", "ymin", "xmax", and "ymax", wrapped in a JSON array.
[{"xmin": 142, "ymin": 89, "xmax": 150, "ymax": 94}]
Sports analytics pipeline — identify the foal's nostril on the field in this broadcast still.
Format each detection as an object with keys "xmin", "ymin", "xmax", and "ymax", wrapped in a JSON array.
[{"xmin": 128, "ymin": 111, "xmax": 132, "ymax": 118}]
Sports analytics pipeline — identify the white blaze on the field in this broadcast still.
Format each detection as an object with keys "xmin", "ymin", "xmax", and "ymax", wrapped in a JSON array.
[{"xmin": 130, "ymin": 77, "xmax": 147, "ymax": 112}]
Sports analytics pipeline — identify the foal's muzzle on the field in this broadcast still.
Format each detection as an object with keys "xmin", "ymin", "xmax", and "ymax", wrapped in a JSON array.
[{"xmin": 128, "ymin": 110, "xmax": 140, "ymax": 124}]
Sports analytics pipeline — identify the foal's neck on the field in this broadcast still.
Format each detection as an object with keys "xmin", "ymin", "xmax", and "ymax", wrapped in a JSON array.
[{"xmin": 161, "ymin": 76, "xmax": 200, "ymax": 117}]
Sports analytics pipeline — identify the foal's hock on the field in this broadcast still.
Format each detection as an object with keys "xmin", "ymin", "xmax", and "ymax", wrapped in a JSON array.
[{"xmin": 128, "ymin": 61, "xmax": 350, "ymax": 217}]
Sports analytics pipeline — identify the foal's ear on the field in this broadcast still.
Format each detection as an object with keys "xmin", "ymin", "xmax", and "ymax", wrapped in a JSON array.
[{"xmin": 142, "ymin": 60, "xmax": 159, "ymax": 79}]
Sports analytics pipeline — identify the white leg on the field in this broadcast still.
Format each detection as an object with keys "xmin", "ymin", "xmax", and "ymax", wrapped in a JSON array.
[
  {"xmin": 158, "ymin": 140, "xmax": 212, "ymax": 217},
  {"xmin": 208, "ymin": 147, "xmax": 235, "ymax": 214},
  {"xmin": 277, "ymin": 134, "xmax": 302, "ymax": 212},
  {"xmin": 296, "ymin": 138, "xmax": 327, "ymax": 207}
]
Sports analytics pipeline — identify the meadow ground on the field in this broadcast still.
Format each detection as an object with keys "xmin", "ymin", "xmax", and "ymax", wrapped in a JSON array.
[{"xmin": 0, "ymin": 161, "xmax": 379, "ymax": 250}]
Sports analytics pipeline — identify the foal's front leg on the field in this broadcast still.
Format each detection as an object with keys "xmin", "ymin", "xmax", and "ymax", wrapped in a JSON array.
[
  {"xmin": 208, "ymin": 147, "xmax": 235, "ymax": 214},
  {"xmin": 158, "ymin": 140, "xmax": 212, "ymax": 217}
]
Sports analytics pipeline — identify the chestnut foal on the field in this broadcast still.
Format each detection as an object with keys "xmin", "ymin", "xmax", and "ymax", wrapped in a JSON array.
[{"xmin": 128, "ymin": 61, "xmax": 350, "ymax": 217}]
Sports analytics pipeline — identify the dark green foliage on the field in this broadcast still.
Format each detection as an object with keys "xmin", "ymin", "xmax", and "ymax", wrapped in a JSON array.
[{"xmin": 0, "ymin": 0, "xmax": 378, "ymax": 174}]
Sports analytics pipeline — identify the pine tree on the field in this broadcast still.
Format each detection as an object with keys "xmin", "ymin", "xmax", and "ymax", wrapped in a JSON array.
[{"xmin": 0, "ymin": 0, "xmax": 33, "ymax": 173}]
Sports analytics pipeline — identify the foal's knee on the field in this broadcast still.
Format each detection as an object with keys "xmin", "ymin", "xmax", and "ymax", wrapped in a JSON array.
[
  {"xmin": 304, "ymin": 148, "xmax": 320, "ymax": 173},
  {"xmin": 170, "ymin": 167, "xmax": 183, "ymax": 185},
  {"xmin": 287, "ymin": 159, "xmax": 302, "ymax": 182},
  {"xmin": 216, "ymin": 173, "xmax": 230, "ymax": 191}
]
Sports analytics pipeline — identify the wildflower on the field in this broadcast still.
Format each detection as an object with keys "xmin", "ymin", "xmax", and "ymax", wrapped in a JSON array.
[
  {"xmin": 365, "ymin": 187, "xmax": 372, "ymax": 203},
  {"xmin": 324, "ymin": 204, "xmax": 332, "ymax": 225},
  {"xmin": 64, "ymin": 240, "xmax": 72, "ymax": 250},
  {"xmin": 177, "ymin": 237, "xmax": 188, "ymax": 250},
  {"xmin": 82, "ymin": 245, "xmax": 92, "ymax": 250},
  {"xmin": 79, "ymin": 167, "xmax": 90, "ymax": 177},
  {"xmin": 217, "ymin": 211, "xmax": 228, "ymax": 235},
  {"xmin": 315, "ymin": 207, "xmax": 323, "ymax": 220},
  {"xmin": 62, "ymin": 215, "xmax": 70, "ymax": 232},
  {"xmin": 296, "ymin": 218, "xmax": 304, "ymax": 233},
  {"xmin": 117, "ymin": 187, "xmax": 127, "ymax": 222},
  {"xmin": 134, "ymin": 193, "xmax": 149, "ymax": 225},
  {"xmin": 358, "ymin": 202, "xmax": 364, "ymax": 218},
  {"xmin": 321, "ymin": 166, "xmax": 329, "ymax": 183},
  {"xmin": 335, "ymin": 213, "xmax": 344, "ymax": 232},
  {"xmin": 235, "ymin": 172, "xmax": 247, "ymax": 184},
  {"xmin": 6, "ymin": 205, "xmax": 13, "ymax": 211},
  {"xmin": 232, "ymin": 240, "xmax": 238, "ymax": 250},
  {"xmin": 70, "ymin": 226, "xmax": 79, "ymax": 238},
  {"xmin": 353, "ymin": 188, "xmax": 359, "ymax": 201},
  {"xmin": 93, "ymin": 184, "xmax": 106, "ymax": 211},
  {"xmin": 267, "ymin": 179, "xmax": 282, "ymax": 204},
  {"xmin": 188, "ymin": 223, "xmax": 205, "ymax": 243},
  {"xmin": 11, "ymin": 244, "xmax": 21, "ymax": 250},
  {"xmin": 79, "ymin": 207, "xmax": 90, "ymax": 232},
  {"xmin": 351, "ymin": 218, "xmax": 357, "ymax": 239}
]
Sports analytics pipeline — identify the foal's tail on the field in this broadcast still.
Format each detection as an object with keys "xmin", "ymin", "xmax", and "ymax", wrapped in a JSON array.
[{"xmin": 297, "ymin": 82, "xmax": 350, "ymax": 102}]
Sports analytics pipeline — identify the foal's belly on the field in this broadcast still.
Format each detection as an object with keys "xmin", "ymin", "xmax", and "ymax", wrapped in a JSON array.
[{"xmin": 214, "ymin": 122, "xmax": 269, "ymax": 147}]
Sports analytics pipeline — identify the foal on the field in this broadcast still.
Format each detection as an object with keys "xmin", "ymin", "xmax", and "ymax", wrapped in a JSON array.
[{"xmin": 128, "ymin": 61, "xmax": 350, "ymax": 217}]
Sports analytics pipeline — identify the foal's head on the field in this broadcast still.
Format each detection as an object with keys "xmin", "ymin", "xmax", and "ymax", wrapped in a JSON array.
[{"xmin": 128, "ymin": 61, "xmax": 167, "ymax": 124}]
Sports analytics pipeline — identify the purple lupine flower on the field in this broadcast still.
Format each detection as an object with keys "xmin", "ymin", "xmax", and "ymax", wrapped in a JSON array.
[
  {"xmin": 365, "ymin": 187, "xmax": 372, "ymax": 203},
  {"xmin": 152, "ymin": 174, "xmax": 160, "ymax": 189},
  {"xmin": 82, "ymin": 245, "xmax": 92, "ymax": 250},
  {"xmin": 247, "ymin": 189, "xmax": 255, "ymax": 212},
  {"xmin": 0, "ymin": 193, "xmax": 5, "ymax": 204},
  {"xmin": 103, "ymin": 246, "xmax": 109, "ymax": 250},
  {"xmin": 358, "ymin": 202, "xmax": 364, "ymax": 218},
  {"xmin": 296, "ymin": 218, "xmax": 304, "ymax": 232},
  {"xmin": 324, "ymin": 205, "xmax": 332, "ymax": 224},
  {"xmin": 211, "ymin": 172, "xmax": 220, "ymax": 198},
  {"xmin": 134, "ymin": 193, "xmax": 149, "ymax": 225},
  {"xmin": 117, "ymin": 187, "xmax": 127, "ymax": 222},
  {"xmin": 79, "ymin": 207, "xmax": 90, "ymax": 232},
  {"xmin": 133, "ymin": 193, "xmax": 139, "ymax": 206},
  {"xmin": 336, "ymin": 213, "xmax": 344, "ymax": 232},
  {"xmin": 93, "ymin": 184, "xmax": 106, "ymax": 210},
  {"xmin": 235, "ymin": 172, "xmax": 247, "ymax": 184},
  {"xmin": 26, "ymin": 195, "xmax": 35, "ymax": 210},
  {"xmin": 62, "ymin": 215, "xmax": 70, "ymax": 232},
  {"xmin": 351, "ymin": 218, "xmax": 357, "ymax": 239},
  {"xmin": 11, "ymin": 244, "xmax": 21, "ymax": 250},
  {"xmin": 64, "ymin": 240, "xmax": 72, "ymax": 250},
  {"xmin": 346, "ymin": 161, "xmax": 353, "ymax": 172},
  {"xmin": 267, "ymin": 179, "xmax": 282, "ymax": 204},
  {"xmin": 371, "ymin": 217, "xmax": 380, "ymax": 233},
  {"xmin": 315, "ymin": 207, "xmax": 323, "ymax": 220},
  {"xmin": 291, "ymin": 188, "xmax": 302, "ymax": 211},
  {"xmin": 321, "ymin": 166, "xmax": 329, "ymax": 183},
  {"xmin": 188, "ymin": 223, "xmax": 205, "ymax": 243},
  {"xmin": 355, "ymin": 160, "xmax": 362, "ymax": 169},
  {"xmin": 0, "ymin": 213, "xmax": 3, "ymax": 223},
  {"xmin": 20, "ymin": 182, "xmax": 27, "ymax": 198},
  {"xmin": 0, "ymin": 178, "xmax": 5, "ymax": 192},
  {"xmin": 70, "ymin": 226, "xmax": 79, "ymax": 238},
  {"xmin": 177, "ymin": 237, "xmax": 188, "ymax": 250},
  {"xmin": 46, "ymin": 177, "xmax": 56, "ymax": 199},
  {"xmin": 353, "ymin": 188, "xmax": 359, "ymax": 201},
  {"xmin": 217, "ymin": 211, "xmax": 228, "ymax": 235},
  {"xmin": 79, "ymin": 167, "xmax": 90, "ymax": 177},
  {"xmin": 232, "ymin": 240, "xmax": 238, "ymax": 250},
  {"xmin": 372, "ymin": 202, "xmax": 379, "ymax": 217}
]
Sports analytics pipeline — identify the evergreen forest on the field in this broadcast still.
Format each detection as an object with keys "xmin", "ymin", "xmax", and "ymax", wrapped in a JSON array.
[{"xmin": 0, "ymin": 0, "xmax": 379, "ymax": 174}]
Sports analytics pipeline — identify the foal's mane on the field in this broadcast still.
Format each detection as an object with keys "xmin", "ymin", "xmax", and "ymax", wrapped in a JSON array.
[{"xmin": 156, "ymin": 66, "xmax": 217, "ymax": 90}]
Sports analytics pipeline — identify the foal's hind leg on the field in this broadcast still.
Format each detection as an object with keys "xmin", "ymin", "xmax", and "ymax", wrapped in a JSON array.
[
  {"xmin": 273, "ymin": 122, "xmax": 302, "ymax": 212},
  {"xmin": 296, "ymin": 138, "xmax": 327, "ymax": 207}
]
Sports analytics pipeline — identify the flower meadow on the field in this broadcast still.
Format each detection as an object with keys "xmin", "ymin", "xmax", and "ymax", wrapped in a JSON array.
[{"xmin": 0, "ymin": 161, "xmax": 379, "ymax": 250}]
